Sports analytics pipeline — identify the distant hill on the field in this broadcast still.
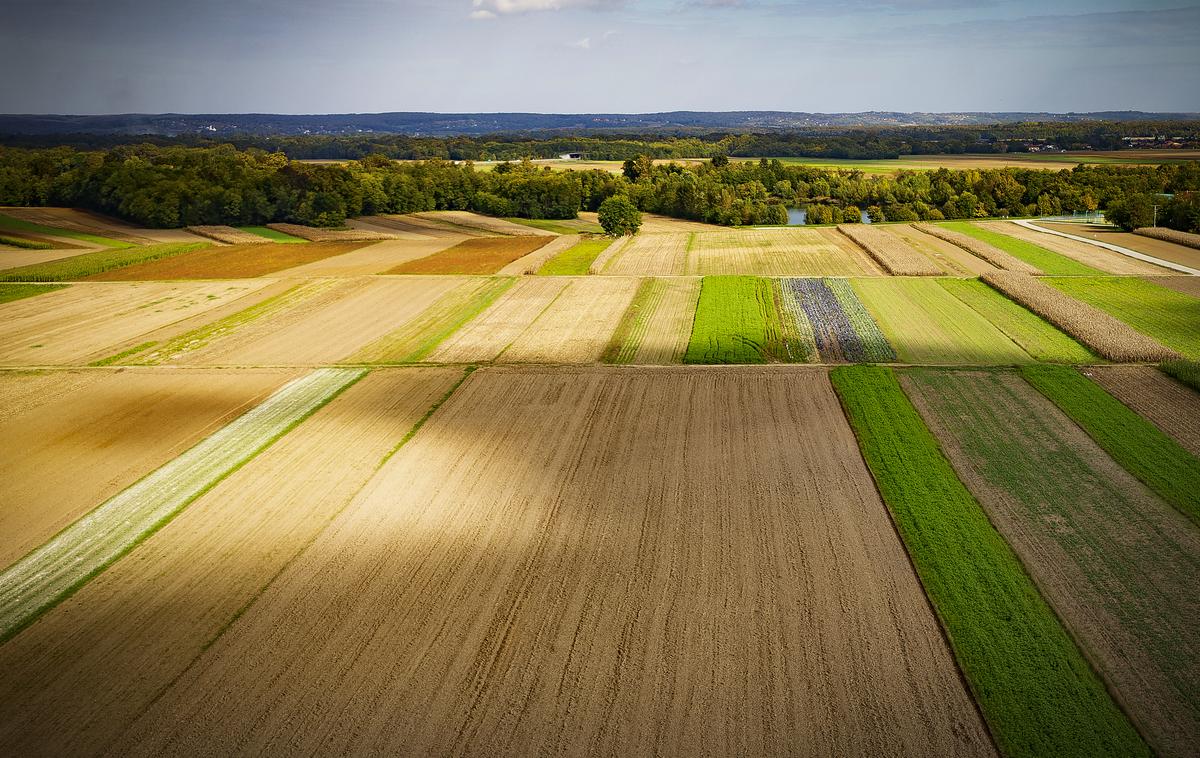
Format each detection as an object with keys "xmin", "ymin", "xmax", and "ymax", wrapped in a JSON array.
[{"xmin": 1, "ymin": 111, "xmax": 1196, "ymax": 137}]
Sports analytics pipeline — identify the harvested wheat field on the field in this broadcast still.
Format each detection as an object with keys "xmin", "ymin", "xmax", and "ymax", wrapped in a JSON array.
[
  {"xmin": 1085, "ymin": 366, "xmax": 1200, "ymax": 456},
  {"xmin": 600, "ymin": 232, "xmax": 689, "ymax": 275},
  {"xmin": 0, "ymin": 280, "xmax": 277, "ymax": 366},
  {"xmin": 84, "ymin": 241, "xmax": 369, "ymax": 280},
  {"xmin": 0, "ymin": 368, "xmax": 462, "ymax": 756},
  {"xmin": 362, "ymin": 214, "xmax": 488, "ymax": 239},
  {"xmin": 629, "ymin": 212, "xmax": 724, "ymax": 233},
  {"xmin": 690, "ymin": 227, "xmax": 881, "ymax": 276},
  {"xmin": 914, "ymin": 223, "xmax": 1040, "ymax": 273},
  {"xmin": 500, "ymin": 277, "xmax": 639, "ymax": 362},
  {"xmin": 388, "ymin": 236, "xmax": 552, "ymax": 275},
  {"xmin": 107, "ymin": 367, "xmax": 993, "ymax": 758},
  {"xmin": 884, "ymin": 224, "xmax": 996, "ymax": 275},
  {"xmin": 163, "ymin": 277, "xmax": 463, "ymax": 365},
  {"xmin": 0, "ymin": 367, "xmax": 296, "ymax": 568},
  {"xmin": 425, "ymin": 277, "xmax": 570, "ymax": 362},
  {"xmin": 838, "ymin": 224, "xmax": 944, "ymax": 275},
  {"xmin": 903, "ymin": 369, "xmax": 1200, "ymax": 758},
  {"xmin": 413, "ymin": 210, "xmax": 557, "ymax": 236},
  {"xmin": 603, "ymin": 277, "xmax": 701, "ymax": 364},
  {"xmin": 977, "ymin": 221, "xmax": 1172, "ymax": 275},
  {"xmin": 265, "ymin": 223, "xmax": 397, "ymax": 242}
]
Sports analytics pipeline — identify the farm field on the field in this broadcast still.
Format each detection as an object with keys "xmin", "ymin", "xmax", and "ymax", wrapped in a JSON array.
[
  {"xmin": 1034, "ymin": 222, "xmax": 1200, "ymax": 271},
  {"xmin": 852, "ymin": 278, "xmax": 1030, "ymax": 364},
  {"xmin": 603, "ymin": 277, "xmax": 701, "ymax": 364},
  {"xmin": 500, "ymin": 277, "xmax": 638, "ymax": 363},
  {"xmin": 103, "ymin": 367, "xmax": 993, "ymax": 757},
  {"xmin": 534, "ymin": 235, "xmax": 609, "ymax": 275},
  {"xmin": 425, "ymin": 276, "xmax": 570, "ymax": 363},
  {"xmin": 600, "ymin": 231, "xmax": 689, "ymax": 275},
  {"xmin": 939, "ymin": 222, "xmax": 1102, "ymax": 275},
  {"xmin": 684, "ymin": 276, "xmax": 795, "ymax": 363},
  {"xmin": 976, "ymin": 221, "xmax": 1174, "ymax": 275},
  {"xmin": 782, "ymin": 278, "xmax": 893, "ymax": 362},
  {"xmin": 938, "ymin": 279, "xmax": 1095, "ymax": 363},
  {"xmin": 882, "ymin": 224, "xmax": 996, "ymax": 275},
  {"xmin": 902, "ymin": 369, "xmax": 1200, "ymax": 757},
  {"xmin": 687, "ymin": 227, "xmax": 882, "ymax": 276},
  {"xmin": 387, "ymin": 236, "xmax": 552, "ymax": 274},
  {"xmin": 1045, "ymin": 276, "xmax": 1200, "ymax": 358},
  {"xmin": 84, "ymin": 241, "xmax": 370, "ymax": 280},
  {"xmin": 1086, "ymin": 365, "xmax": 1200, "ymax": 456},
  {"xmin": 838, "ymin": 224, "xmax": 945, "ymax": 275}
]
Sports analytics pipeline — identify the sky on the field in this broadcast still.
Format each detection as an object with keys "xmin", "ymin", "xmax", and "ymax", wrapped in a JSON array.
[{"xmin": 0, "ymin": 0, "xmax": 1197, "ymax": 114}]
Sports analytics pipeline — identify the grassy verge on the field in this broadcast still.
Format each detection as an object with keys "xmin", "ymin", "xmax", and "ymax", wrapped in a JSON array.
[
  {"xmin": 1045, "ymin": 276, "xmax": 1200, "ymax": 359},
  {"xmin": 0, "ymin": 213, "xmax": 133, "ymax": 249},
  {"xmin": 237, "ymin": 225, "xmax": 308, "ymax": 243},
  {"xmin": 0, "ymin": 283, "xmax": 67, "ymax": 305},
  {"xmin": 940, "ymin": 221, "xmax": 1101, "ymax": 275},
  {"xmin": 683, "ymin": 276, "xmax": 784, "ymax": 364},
  {"xmin": 1160, "ymin": 359, "xmax": 1200, "ymax": 392},
  {"xmin": 830, "ymin": 365, "xmax": 1150, "ymax": 758},
  {"xmin": 940, "ymin": 278, "xmax": 1096, "ymax": 363},
  {"xmin": 537, "ymin": 237, "xmax": 612, "ymax": 275},
  {"xmin": 504, "ymin": 217, "xmax": 602, "ymax": 234},
  {"xmin": 1020, "ymin": 365, "xmax": 1200, "ymax": 525},
  {"xmin": 0, "ymin": 234, "xmax": 53, "ymax": 250},
  {"xmin": 0, "ymin": 242, "xmax": 208, "ymax": 282}
]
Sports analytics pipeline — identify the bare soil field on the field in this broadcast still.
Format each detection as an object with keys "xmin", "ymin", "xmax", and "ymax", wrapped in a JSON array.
[
  {"xmin": 388, "ymin": 236, "xmax": 552, "ymax": 275},
  {"xmin": 0, "ymin": 367, "xmax": 296, "ymax": 569},
  {"xmin": 1144, "ymin": 275, "xmax": 1200, "ymax": 298},
  {"xmin": 84, "ymin": 241, "xmax": 369, "ymax": 280},
  {"xmin": 904, "ymin": 369, "xmax": 1200, "ymax": 758},
  {"xmin": 1085, "ymin": 366, "xmax": 1200, "ymax": 456},
  {"xmin": 0, "ymin": 368, "xmax": 461, "ymax": 757},
  {"xmin": 980, "ymin": 222, "xmax": 1173, "ymax": 275},
  {"xmin": 167, "ymin": 277, "xmax": 463, "ymax": 365},
  {"xmin": 425, "ymin": 277, "xmax": 570, "ymax": 362},
  {"xmin": 500, "ymin": 278, "xmax": 639, "ymax": 362},
  {"xmin": 633, "ymin": 212, "xmax": 725, "ymax": 233},
  {"xmin": 1034, "ymin": 222, "xmax": 1200, "ymax": 271},
  {"xmin": 413, "ymin": 210, "xmax": 557, "ymax": 236},
  {"xmin": 601, "ymin": 232, "xmax": 689, "ymax": 275},
  {"xmin": 109, "ymin": 367, "xmax": 993, "ymax": 758},
  {"xmin": 0, "ymin": 280, "xmax": 277, "ymax": 366},
  {"xmin": 0, "ymin": 247, "xmax": 95, "ymax": 270},
  {"xmin": 275, "ymin": 238, "xmax": 461, "ymax": 277},
  {"xmin": 690, "ymin": 227, "xmax": 881, "ymax": 276},
  {"xmin": 838, "ymin": 224, "xmax": 944, "ymax": 275},
  {"xmin": 496, "ymin": 234, "xmax": 581, "ymax": 275}
]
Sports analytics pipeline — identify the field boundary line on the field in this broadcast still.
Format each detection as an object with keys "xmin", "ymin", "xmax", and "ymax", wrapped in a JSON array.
[
  {"xmin": 1014, "ymin": 220, "xmax": 1200, "ymax": 275},
  {"xmin": 0, "ymin": 368, "xmax": 366, "ymax": 645}
]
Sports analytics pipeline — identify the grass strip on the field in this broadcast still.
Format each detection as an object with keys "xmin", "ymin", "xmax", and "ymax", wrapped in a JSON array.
[
  {"xmin": 1160, "ymin": 359, "xmax": 1200, "ymax": 392},
  {"xmin": 0, "ymin": 234, "xmax": 53, "ymax": 250},
  {"xmin": 537, "ymin": 236, "xmax": 612, "ymax": 275},
  {"xmin": 0, "ymin": 282, "xmax": 67, "ymax": 305},
  {"xmin": 1020, "ymin": 364, "xmax": 1200, "ymax": 525},
  {"xmin": 1045, "ymin": 276, "xmax": 1200, "ymax": 359},
  {"xmin": 830, "ymin": 365, "xmax": 1150, "ymax": 758},
  {"xmin": 0, "ymin": 242, "xmax": 208, "ymax": 282},
  {"xmin": 351, "ymin": 278, "xmax": 514, "ymax": 363},
  {"xmin": 89, "ymin": 341, "xmax": 159, "ymax": 367},
  {"xmin": 940, "ymin": 278, "xmax": 1096, "ymax": 363},
  {"xmin": 237, "ymin": 225, "xmax": 308, "ymax": 243},
  {"xmin": 941, "ymin": 221, "xmax": 1102, "ymax": 275},
  {"xmin": 683, "ymin": 276, "xmax": 785, "ymax": 364},
  {"xmin": 0, "ymin": 368, "xmax": 366, "ymax": 645},
  {"xmin": 601, "ymin": 278, "xmax": 664, "ymax": 363},
  {"xmin": 0, "ymin": 213, "xmax": 133, "ymax": 249},
  {"xmin": 503, "ymin": 217, "xmax": 601, "ymax": 235}
]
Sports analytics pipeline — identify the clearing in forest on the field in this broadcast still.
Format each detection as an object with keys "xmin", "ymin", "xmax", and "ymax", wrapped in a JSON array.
[
  {"xmin": 903, "ymin": 368, "xmax": 1200, "ymax": 758},
  {"xmin": 106, "ymin": 367, "xmax": 993, "ymax": 758},
  {"xmin": 388, "ymin": 236, "xmax": 552, "ymax": 275},
  {"xmin": 1045, "ymin": 276, "xmax": 1200, "ymax": 359}
]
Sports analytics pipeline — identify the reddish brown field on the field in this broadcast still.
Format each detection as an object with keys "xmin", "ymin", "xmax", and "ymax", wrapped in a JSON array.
[
  {"xmin": 84, "ymin": 242, "xmax": 368, "ymax": 280},
  {"xmin": 387, "ymin": 236, "xmax": 552, "ymax": 274}
]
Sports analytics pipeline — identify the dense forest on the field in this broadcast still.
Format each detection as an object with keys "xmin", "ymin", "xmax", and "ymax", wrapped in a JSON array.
[
  {"xmin": 3, "ymin": 121, "xmax": 1199, "ymax": 161},
  {"xmin": 1, "ymin": 144, "xmax": 1198, "ymax": 231}
]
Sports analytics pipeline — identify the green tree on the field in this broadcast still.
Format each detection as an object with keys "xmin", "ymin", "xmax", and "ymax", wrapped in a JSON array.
[{"xmin": 598, "ymin": 195, "xmax": 642, "ymax": 236}]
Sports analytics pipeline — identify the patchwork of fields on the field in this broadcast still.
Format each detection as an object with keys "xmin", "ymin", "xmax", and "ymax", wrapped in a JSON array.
[{"xmin": 2, "ymin": 205, "xmax": 1199, "ymax": 757}]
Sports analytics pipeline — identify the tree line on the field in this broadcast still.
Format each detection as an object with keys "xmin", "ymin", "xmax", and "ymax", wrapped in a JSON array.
[{"xmin": 0, "ymin": 144, "xmax": 1197, "ymax": 232}]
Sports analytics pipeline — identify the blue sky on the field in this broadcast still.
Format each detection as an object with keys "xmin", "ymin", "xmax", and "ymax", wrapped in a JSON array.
[{"xmin": 1, "ymin": 0, "xmax": 1196, "ymax": 114}]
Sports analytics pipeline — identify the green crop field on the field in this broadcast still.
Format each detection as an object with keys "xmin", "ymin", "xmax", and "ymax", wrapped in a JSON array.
[
  {"xmin": 537, "ymin": 237, "xmax": 611, "ymax": 275},
  {"xmin": 939, "ymin": 278, "xmax": 1096, "ymax": 363},
  {"xmin": 852, "ymin": 278, "xmax": 1029, "ymax": 364},
  {"xmin": 1161, "ymin": 359, "xmax": 1200, "ymax": 392},
  {"xmin": 0, "ymin": 242, "xmax": 209, "ymax": 282},
  {"xmin": 0, "ymin": 214, "xmax": 133, "ymax": 249},
  {"xmin": 237, "ymin": 226, "xmax": 308, "ymax": 243},
  {"xmin": 0, "ymin": 282, "xmax": 67, "ymax": 304},
  {"xmin": 684, "ymin": 276, "xmax": 789, "ymax": 364},
  {"xmin": 1021, "ymin": 365, "xmax": 1200, "ymax": 525},
  {"xmin": 1045, "ymin": 277, "xmax": 1200, "ymax": 358},
  {"xmin": 0, "ymin": 234, "xmax": 54, "ymax": 250},
  {"xmin": 940, "ymin": 222, "xmax": 1101, "ymax": 275},
  {"xmin": 830, "ymin": 365, "xmax": 1151, "ymax": 758}
]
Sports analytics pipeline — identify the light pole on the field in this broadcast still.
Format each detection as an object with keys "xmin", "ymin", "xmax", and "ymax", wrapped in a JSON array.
[{"xmin": 1153, "ymin": 205, "xmax": 1159, "ymax": 228}]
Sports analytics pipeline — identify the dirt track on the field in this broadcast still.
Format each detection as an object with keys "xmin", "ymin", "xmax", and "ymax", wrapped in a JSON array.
[
  {"xmin": 0, "ymin": 368, "xmax": 296, "ymax": 569},
  {"xmin": 109, "ymin": 367, "xmax": 993, "ymax": 757},
  {"xmin": 0, "ymin": 368, "xmax": 461, "ymax": 756}
]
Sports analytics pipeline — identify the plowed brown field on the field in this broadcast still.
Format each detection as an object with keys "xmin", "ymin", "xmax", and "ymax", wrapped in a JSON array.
[
  {"xmin": 0, "ymin": 367, "xmax": 296, "ymax": 568},
  {"xmin": 84, "ymin": 242, "xmax": 369, "ymax": 280},
  {"xmin": 1144, "ymin": 275, "xmax": 1200, "ymax": 298},
  {"xmin": 0, "ymin": 368, "xmax": 461, "ymax": 756},
  {"xmin": 1086, "ymin": 366, "xmax": 1200, "ymax": 456},
  {"xmin": 388, "ymin": 236, "xmax": 552, "ymax": 275},
  {"xmin": 107, "ymin": 367, "xmax": 994, "ymax": 758}
]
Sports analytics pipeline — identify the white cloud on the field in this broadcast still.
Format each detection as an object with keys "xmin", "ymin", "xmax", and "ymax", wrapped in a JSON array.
[
  {"xmin": 468, "ymin": 9, "xmax": 497, "ymax": 19},
  {"xmin": 469, "ymin": 0, "xmax": 616, "ymax": 19},
  {"xmin": 569, "ymin": 36, "xmax": 591, "ymax": 48}
]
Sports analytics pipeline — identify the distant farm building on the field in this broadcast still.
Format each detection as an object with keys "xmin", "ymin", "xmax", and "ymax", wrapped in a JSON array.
[{"xmin": 559, "ymin": 152, "xmax": 584, "ymax": 160}]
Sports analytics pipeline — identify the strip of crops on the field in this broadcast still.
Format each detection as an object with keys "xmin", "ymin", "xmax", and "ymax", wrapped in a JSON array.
[
  {"xmin": 1135, "ymin": 227, "xmax": 1200, "ymax": 250},
  {"xmin": 940, "ymin": 222, "xmax": 1101, "ymax": 275},
  {"xmin": 773, "ymin": 280, "xmax": 819, "ymax": 362},
  {"xmin": 0, "ymin": 234, "xmax": 53, "ymax": 250},
  {"xmin": 602, "ymin": 278, "xmax": 665, "ymax": 363},
  {"xmin": 783, "ymin": 278, "xmax": 892, "ymax": 362},
  {"xmin": 0, "ymin": 242, "xmax": 209, "ymax": 282},
  {"xmin": 982, "ymin": 272, "xmax": 1178, "ymax": 361},
  {"xmin": 0, "ymin": 213, "xmax": 132, "ymax": 249},
  {"xmin": 0, "ymin": 283, "xmax": 66, "ymax": 305},
  {"xmin": 838, "ymin": 224, "xmax": 943, "ymax": 275},
  {"xmin": 238, "ymin": 226, "xmax": 307, "ymax": 243},
  {"xmin": 939, "ymin": 278, "xmax": 1095, "ymax": 363},
  {"xmin": 914, "ymin": 223, "xmax": 1040, "ymax": 273},
  {"xmin": 1045, "ymin": 276, "xmax": 1200, "ymax": 359},
  {"xmin": 829, "ymin": 365, "xmax": 1151, "ymax": 758},
  {"xmin": 684, "ymin": 276, "xmax": 793, "ymax": 364},
  {"xmin": 1021, "ymin": 365, "xmax": 1200, "ymax": 525},
  {"xmin": 0, "ymin": 368, "xmax": 366, "ymax": 644},
  {"xmin": 537, "ymin": 237, "xmax": 611, "ymax": 275},
  {"xmin": 1161, "ymin": 359, "xmax": 1200, "ymax": 392}
]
